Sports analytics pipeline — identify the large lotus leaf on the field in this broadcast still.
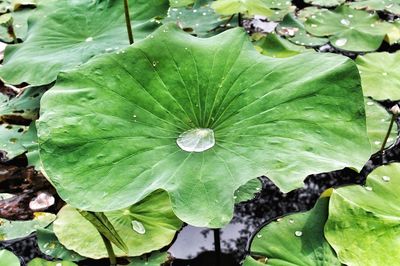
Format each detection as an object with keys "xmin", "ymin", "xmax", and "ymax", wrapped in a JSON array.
[
  {"xmin": 254, "ymin": 33, "xmax": 309, "ymax": 58},
  {"xmin": 349, "ymin": 0, "xmax": 400, "ymax": 15},
  {"xmin": 163, "ymin": 0, "xmax": 236, "ymax": 37},
  {"xmin": 53, "ymin": 190, "xmax": 182, "ymax": 259},
  {"xmin": 0, "ymin": 122, "xmax": 28, "ymax": 161},
  {"xmin": 28, "ymin": 259, "xmax": 77, "ymax": 266},
  {"xmin": 0, "ymin": 212, "xmax": 56, "ymax": 240},
  {"xmin": 365, "ymin": 99, "xmax": 397, "ymax": 153},
  {"xmin": 0, "ymin": 85, "xmax": 47, "ymax": 121},
  {"xmin": 0, "ymin": 249, "xmax": 20, "ymax": 266},
  {"xmin": 211, "ymin": 0, "xmax": 294, "ymax": 20},
  {"xmin": 277, "ymin": 14, "xmax": 328, "ymax": 47},
  {"xmin": 304, "ymin": 0, "xmax": 345, "ymax": 7},
  {"xmin": 37, "ymin": 24, "xmax": 371, "ymax": 228},
  {"xmin": 304, "ymin": 6, "xmax": 393, "ymax": 52},
  {"xmin": 244, "ymin": 196, "xmax": 341, "ymax": 265},
  {"xmin": 0, "ymin": 0, "xmax": 169, "ymax": 86},
  {"xmin": 356, "ymin": 51, "xmax": 400, "ymax": 100},
  {"xmin": 325, "ymin": 163, "xmax": 400, "ymax": 266},
  {"xmin": 37, "ymin": 227, "xmax": 85, "ymax": 261}
]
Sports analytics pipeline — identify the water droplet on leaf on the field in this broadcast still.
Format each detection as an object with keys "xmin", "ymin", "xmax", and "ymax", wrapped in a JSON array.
[
  {"xmin": 335, "ymin": 38, "xmax": 347, "ymax": 47},
  {"xmin": 131, "ymin": 220, "xmax": 146, "ymax": 234},
  {"xmin": 294, "ymin": 231, "xmax": 303, "ymax": 237},
  {"xmin": 177, "ymin": 128, "xmax": 215, "ymax": 152}
]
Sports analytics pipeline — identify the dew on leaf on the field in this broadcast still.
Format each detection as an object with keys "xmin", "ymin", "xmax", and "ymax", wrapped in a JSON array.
[
  {"xmin": 131, "ymin": 220, "xmax": 146, "ymax": 234},
  {"xmin": 294, "ymin": 230, "xmax": 303, "ymax": 237},
  {"xmin": 382, "ymin": 176, "xmax": 391, "ymax": 182},
  {"xmin": 85, "ymin": 37, "xmax": 93, "ymax": 42},
  {"xmin": 177, "ymin": 128, "xmax": 215, "ymax": 152},
  {"xmin": 335, "ymin": 38, "xmax": 347, "ymax": 47}
]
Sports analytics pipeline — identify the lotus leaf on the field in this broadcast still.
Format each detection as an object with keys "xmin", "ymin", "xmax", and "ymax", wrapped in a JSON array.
[
  {"xmin": 349, "ymin": 0, "xmax": 400, "ymax": 15},
  {"xmin": 0, "ymin": 249, "xmax": 20, "ymax": 266},
  {"xmin": 169, "ymin": 0, "xmax": 195, "ymax": 7},
  {"xmin": 0, "ymin": 212, "xmax": 56, "ymax": 240},
  {"xmin": 244, "ymin": 196, "xmax": 341, "ymax": 265},
  {"xmin": 0, "ymin": 7, "xmax": 35, "ymax": 43},
  {"xmin": 0, "ymin": 122, "xmax": 28, "ymax": 161},
  {"xmin": 254, "ymin": 33, "xmax": 309, "ymax": 58},
  {"xmin": 38, "ymin": 24, "xmax": 371, "ymax": 228},
  {"xmin": 0, "ymin": 0, "xmax": 169, "ymax": 85},
  {"xmin": 365, "ymin": 99, "xmax": 397, "ymax": 153},
  {"xmin": 325, "ymin": 163, "xmax": 400, "ymax": 265},
  {"xmin": 304, "ymin": 0, "xmax": 345, "ymax": 7},
  {"xmin": 356, "ymin": 51, "xmax": 400, "ymax": 100},
  {"xmin": 277, "ymin": 14, "xmax": 328, "ymax": 47},
  {"xmin": 304, "ymin": 6, "xmax": 394, "ymax": 52},
  {"xmin": 27, "ymin": 258, "xmax": 77, "ymax": 266},
  {"xmin": 53, "ymin": 190, "xmax": 182, "ymax": 259}
]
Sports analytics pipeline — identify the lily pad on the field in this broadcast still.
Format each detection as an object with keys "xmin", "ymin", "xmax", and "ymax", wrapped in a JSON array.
[
  {"xmin": 254, "ymin": 33, "xmax": 309, "ymax": 58},
  {"xmin": 277, "ymin": 14, "xmax": 328, "ymax": 47},
  {"xmin": 0, "ymin": 0, "xmax": 169, "ymax": 86},
  {"xmin": 244, "ymin": 195, "xmax": 341, "ymax": 265},
  {"xmin": 349, "ymin": 0, "xmax": 400, "ymax": 16},
  {"xmin": 0, "ymin": 212, "xmax": 56, "ymax": 240},
  {"xmin": 37, "ymin": 226, "xmax": 85, "ymax": 261},
  {"xmin": 211, "ymin": 0, "xmax": 294, "ymax": 20},
  {"xmin": 38, "ymin": 24, "xmax": 371, "ymax": 228},
  {"xmin": 0, "ymin": 249, "xmax": 20, "ymax": 266},
  {"xmin": 163, "ymin": 0, "xmax": 236, "ymax": 37},
  {"xmin": 365, "ymin": 99, "xmax": 397, "ymax": 152},
  {"xmin": 325, "ymin": 163, "xmax": 400, "ymax": 266},
  {"xmin": 356, "ymin": 51, "xmax": 400, "ymax": 100},
  {"xmin": 304, "ymin": 0, "xmax": 345, "ymax": 7},
  {"xmin": 304, "ymin": 6, "xmax": 393, "ymax": 52},
  {"xmin": 0, "ymin": 85, "xmax": 48, "ymax": 121},
  {"xmin": 0, "ymin": 122, "xmax": 28, "ymax": 161},
  {"xmin": 53, "ymin": 190, "xmax": 182, "ymax": 259},
  {"xmin": 28, "ymin": 258, "xmax": 77, "ymax": 266}
]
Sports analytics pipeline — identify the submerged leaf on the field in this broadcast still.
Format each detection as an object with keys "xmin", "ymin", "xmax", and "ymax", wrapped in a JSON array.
[{"xmin": 38, "ymin": 24, "xmax": 371, "ymax": 228}]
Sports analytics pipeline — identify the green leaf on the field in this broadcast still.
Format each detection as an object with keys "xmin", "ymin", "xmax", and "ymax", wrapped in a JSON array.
[
  {"xmin": 20, "ymin": 121, "xmax": 40, "ymax": 169},
  {"xmin": 53, "ymin": 190, "xmax": 182, "ymax": 259},
  {"xmin": 37, "ymin": 226, "xmax": 85, "ymax": 261},
  {"xmin": 0, "ymin": 122, "xmax": 28, "ymax": 161},
  {"xmin": 0, "ymin": 0, "xmax": 169, "ymax": 86},
  {"xmin": 38, "ymin": 24, "xmax": 371, "ymax": 228},
  {"xmin": 356, "ymin": 51, "xmax": 400, "ymax": 100},
  {"xmin": 245, "ymin": 196, "xmax": 341, "ymax": 266},
  {"xmin": 304, "ymin": 6, "xmax": 393, "ymax": 52},
  {"xmin": 128, "ymin": 251, "xmax": 170, "ymax": 266},
  {"xmin": 163, "ymin": 0, "xmax": 237, "ymax": 37},
  {"xmin": 0, "ymin": 249, "xmax": 20, "ymax": 266},
  {"xmin": 277, "ymin": 14, "xmax": 328, "ymax": 47},
  {"xmin": 304, "ymin": 0, "xmax": 345, "ymax": 7},
  {"xmin": 77, "ymin": 210, "xmax": 128, "ymax": 254},
  {"xmin": 365, "ymin": 99, "xmax": 397, "ymax": 153},
  {"xmin": 254, "ymin": 33, "xmax": 309, "ymax": 58},
  {"xmin": 0, "ymin": 212, "xmax": 56, "ymax": 240},
  {"xmin": 0, "ymin": 8, "xmax": 35, "ymax": 43},
  {"xmin": 27, "ymin": 258, "xmax": 77, "ymax": 266},
  {"xmin": 325, "ymin": 163, "xmax": 400, "ymax": 266},
  {"xmin": 234, "ymin": 178, "xmax": 261, "ymax": 203},
  {"xmin": 0, "ymin": 85, "xmax": 48, "ymax": 121},
  {"xmin": 169, "ymin": 0, "xmax": 195, "ymax": 7},
  {"xmin": 349, "ymin": 0, "xmax": 400, "ymax": 16}
]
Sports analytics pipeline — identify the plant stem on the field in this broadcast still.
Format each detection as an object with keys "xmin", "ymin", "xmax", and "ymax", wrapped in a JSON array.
[
  {"xmin": 123, "ymin": 0, "xmax": 134, "ymax": 44},
  {"xmin": 213, "ymin": 228, "xmax": 221, "ymax": 266},
  {"xmin": 7, "ymin": 25, "xmax": 17, "ymax": 44},
  {"xmin": 380, "ymin": 113, "xmax": 397, "ymax": 154},
  {"xmin": 238, "ymin": 12, "xmax": 243, "ymax": 27},
  {"xmin": 100, "ymin": 233, "xmax": 117, "ymax": 266}
]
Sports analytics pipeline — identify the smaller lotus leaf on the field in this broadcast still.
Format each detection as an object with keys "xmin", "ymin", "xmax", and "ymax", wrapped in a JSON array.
[
  {"xmin": 364, "ymin": 99, "xmax": 397, "ymax": 152},
  {"xmin": 304, "ymin": 6, "xmax": 393, "ymax": 52},
  {"xmin": 356, "ymin": 51, "xmax": 400, "ymax": 100},
  {"xmin": 0, "ymin": 212, "xmax": 56, "ymax": 240},
  {"xmin": 169, "ymin": 0, "xmax": 195, "ymax": 7},
  {"xmin": 0, "ymin": 122, "xmax": 28, "ymax": 161},
  {"xmin": 28, "ymin": 258, "xmax": 77, "ymax": 266},
  {"xmin": 0, "ymin": 8, "xmax": 35, "ymax": 43},
  {"xmin": 0, "ymin": 0, "xmax": 169, "ymax": 85},
  {"xmin": 277, "ymin": 14, "xmax": 328, "ymax": 47},
  {"xmin": 304, "ymin": 0, "xmax": 345, "ymax": 7},
  {"xmin": 244, "ymin": 195, "xmax": 341, "ymax": 265},
  {"xmin": 37, "ymin": 227, "xmax": 85, "ymax": 261},
  {"xmin": 0, "ymin": 249, "xmax": 20, "ymax": 266},
  {"xmin": 163, "ymin": 0, "xmax": 236, "ymax": 37},
  {"xmin": 254, "ymin": 33, "xmax": 309, "ymax": 58},
  {"xmin": 297, "ymin": 7, "xmax": 321, "ymax": 22},
  {"xmin": 349, "ymin": 0, "xmax": 400, "ymax": 15},
  {"xmin": 53, "ymin": 190, "xmax": 182, "ymax": 259},
  {"xmin": 325, "ymin": 163, "xmax": 400, "ymax": 265},
  {"xmin": 0, "ymin": 85, "xmax": 48, "ymax": 121}
]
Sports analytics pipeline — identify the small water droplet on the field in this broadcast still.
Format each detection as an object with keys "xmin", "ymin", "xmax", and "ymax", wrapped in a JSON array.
[
  {"xmin": 289, "ymin": 219, "xmax": 294, "ymax": 224},
  {"xmin": 374, "ymin": 140, "xmax": 381, "ymax": 145},
  {"xmin": 367, "ymin": 101, "xmax": 374, "ymax": 105},
  {"xmin": 256, "ymin": 234, "xmax": 262, "ymax": 238},
  {"xmin": 335, "ymin": 38, "xmax": 347, "ymax": 47},
  {"xmin": 56, "ymin": 263, "xmax": 62, "ymax": 266},
  {"xmin": 370, "ymin": 23, "xmax": 375, "ymax": 27},
  {"xmin": 85, "ymin": 37, "xmax": 93, "ymax": 42},
  {"xmin": 193, "ymin": 9, "xmax": 197, "ymax": 12},
  {"xmin": 276, "ymin": 218, "xmax": 282, "ymax": 222},
  {"xmin": 202, "ymin": 12, "xmax": 207, "ymax": 16},
  {"xmin": 311, "ymin": 24, "xmax": 317, "ymax": 27},
  {"xmin": 348, "ymin": 14, "xmax": 353, "ymax": 18},
  {"xmin": 177, "ymin": 128, "xmax": 215, "ymax": 152},
  {"xmin": 382, "ymin": 72, "xmax": 388, "ymax": 76},
  {"xmin": 233, "ymin": 195, "xmax": 237, "ymax": 199},
  {"xmin": 365, "ymin": 186, "xmax": 373, "ymax": 191},
  {"xmin": 340, "ymin": 19, "xmax": 350, "ymax": 26},
  {"xmin": 294, "ymin": 231, "xmax": 303, "ymax": 237},
  {"xmin": 382, "ymin": 175, "xmax": 391, "ymax": 182},
  {"xmin": 131, "ymin": 220, "xmax": 146, "ymax": 234}
]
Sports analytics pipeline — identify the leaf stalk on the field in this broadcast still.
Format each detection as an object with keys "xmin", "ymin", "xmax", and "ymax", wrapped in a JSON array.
[{"xmin": 123, "ymin": 0, "xmax": 134, "ymax": 44}]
